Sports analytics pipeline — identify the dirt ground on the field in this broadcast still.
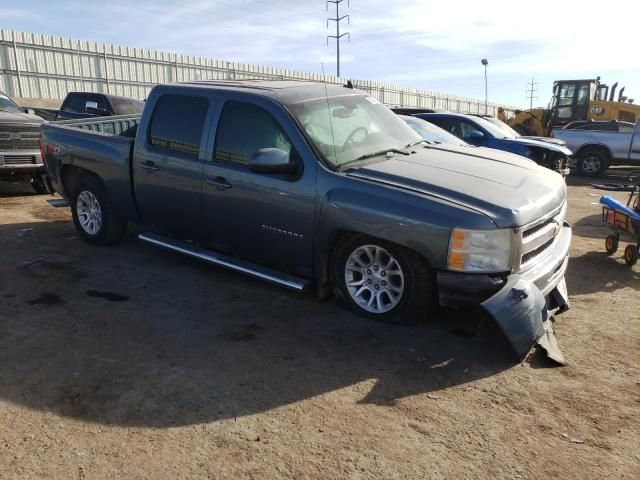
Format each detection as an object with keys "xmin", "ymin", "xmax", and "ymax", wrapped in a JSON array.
[{"xmin": 0, "ymin": 171, "xmax": 638, "ymax": 480}]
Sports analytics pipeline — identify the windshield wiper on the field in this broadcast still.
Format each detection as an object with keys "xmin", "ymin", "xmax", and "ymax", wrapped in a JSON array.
[
  {"xmin": 405, "ymin": 140, "xmax": 431, "ymax": 148},
  {"xmin": 339, "ymin": 148, "xmax": 409, "ymax": 169}
]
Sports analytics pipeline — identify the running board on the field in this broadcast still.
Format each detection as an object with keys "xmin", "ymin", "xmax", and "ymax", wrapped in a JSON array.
[
  {"xmin": 47, "ymin": 198, "xmax": 70, "ymax": 208},
  {"xmin": 138, "ymin": 232, "xmax": 309, "ymax": 292}
]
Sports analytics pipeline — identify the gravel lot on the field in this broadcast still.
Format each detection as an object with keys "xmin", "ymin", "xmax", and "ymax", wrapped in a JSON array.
[{"xmin": 0, "ymin": 171, "xmax": 638, "ymax": 479}]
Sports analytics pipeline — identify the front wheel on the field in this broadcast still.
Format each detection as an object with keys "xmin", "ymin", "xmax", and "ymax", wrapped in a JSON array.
[
  {"xmin": 330, "ymin": 235, "xmax": 436, "ymax": 324},
  {"xmin": 71, "ymin": 175, "xmax": 127, "ymax": 246}
]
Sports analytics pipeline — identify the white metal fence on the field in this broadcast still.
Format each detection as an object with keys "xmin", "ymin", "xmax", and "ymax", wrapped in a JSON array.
[{"xmin": 0, "ymin": 29, "xmax": 518, "ymax": 115}]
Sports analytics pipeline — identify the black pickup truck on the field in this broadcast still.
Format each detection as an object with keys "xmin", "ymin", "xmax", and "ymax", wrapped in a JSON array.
[
  {"xmin": 55, "ymin": 92, "xmax": 144, "ymax": 121},
  {"xmin": 41, "ymin": 80, "xmax": 572, "ymax": 361}
]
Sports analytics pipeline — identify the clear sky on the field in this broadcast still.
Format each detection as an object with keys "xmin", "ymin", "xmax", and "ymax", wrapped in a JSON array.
[{"xmin": 3, "ymin": 0, "xmax": 640, "ymax": 108}]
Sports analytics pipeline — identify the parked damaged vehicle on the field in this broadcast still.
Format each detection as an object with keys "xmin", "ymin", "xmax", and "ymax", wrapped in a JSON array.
[
  {"xmin": 552, "ymin": 120, "xmax": 640, "ymax": 176},
  {"xmin": 40, "ymin": 80, "xmax": 572, "ymax": 361},
  {"xmin": 0, "ymin": 91, "xmax": 47, "ymax": 193},
  {"xmin": 418, "ymin": 112, "xmax": 572, "ymax": 176}
]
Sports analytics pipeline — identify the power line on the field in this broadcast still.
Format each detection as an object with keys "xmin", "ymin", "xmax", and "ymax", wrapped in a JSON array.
[
  {"xmin": 326, "ymin": 0, "xmax": 350, "ymax": 77},
  {"xmin": 526, "ymin": 78, "xmax": 538, "ymax": 109}
]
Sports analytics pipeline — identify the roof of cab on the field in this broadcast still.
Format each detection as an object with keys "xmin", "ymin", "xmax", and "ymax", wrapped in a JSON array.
[{"xmin": 171, "ymin": 79, "xmax": 366, "ymax": 105}]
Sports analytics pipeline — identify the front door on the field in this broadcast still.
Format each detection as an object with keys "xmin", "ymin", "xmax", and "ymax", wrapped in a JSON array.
[
  {"xmin": 133, "ymin": 93, "xmax": 210, "ymax": 239},
  {"xmin": 201, "ymin": 98, "xmax": 316, "ymax": 277}
]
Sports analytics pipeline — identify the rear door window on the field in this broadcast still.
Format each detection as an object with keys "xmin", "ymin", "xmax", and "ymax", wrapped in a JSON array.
[
  {"xmin": 62, "ymin": 93, "xmax": 111, "ymax": 113},
  {"xmin": 148, "ymin": 95, "xmax": 209, "ymax": 157},
  {"xmin": 214, "ymin": 101, "xmax": 292, "ymax": 166}
]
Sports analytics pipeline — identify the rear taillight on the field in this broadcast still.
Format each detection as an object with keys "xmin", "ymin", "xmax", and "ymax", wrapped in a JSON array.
[{"xmin": 39, "ymin": 137, "xmax": 47, "ymax": 168}]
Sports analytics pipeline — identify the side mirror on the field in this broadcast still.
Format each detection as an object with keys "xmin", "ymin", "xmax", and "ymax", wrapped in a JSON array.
[
  {"xmin": 469, "ymin": 130, "xmax": 485, "ymax": 140},
  {"xmin": 23, "ymin": 107, "xmax": 36, "ymax": 115},
  {"xmin": 249, "ymin": 148, "xmax": 296, "ymax": 174}
]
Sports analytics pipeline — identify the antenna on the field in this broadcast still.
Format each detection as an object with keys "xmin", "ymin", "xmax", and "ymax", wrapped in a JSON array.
[
  {"xmin": 326, "ymin": 0, "xmax": 351, "ymax": 77},
  {"xmin": 321, "ymin": 62, "xmax": 338, "ymax": 162}
]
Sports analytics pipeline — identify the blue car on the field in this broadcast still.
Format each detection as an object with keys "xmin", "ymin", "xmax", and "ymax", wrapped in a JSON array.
[{"xmin": 416, "ymin": 112, "xmax": 572, "ymax": 175}]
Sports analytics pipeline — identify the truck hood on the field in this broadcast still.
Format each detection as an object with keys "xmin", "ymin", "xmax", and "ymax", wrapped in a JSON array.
[
  {"xmin": 502, "ymin": 137, "xmax": 572, "ymax": 156},
  {"xmin": 0, "ymin": 110, "xmax": 45, "ymax": 124},
  {"xmin": 521, "ymin": 135, "xmax": 567, "ymax": 147},
  {"xmin": 346, "ymin": 144, "xmax": 566, "ymax": 228}
]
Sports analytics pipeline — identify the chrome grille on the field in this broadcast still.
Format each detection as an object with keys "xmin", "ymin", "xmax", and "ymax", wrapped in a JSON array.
[
  {"xmin": 516, "ymin": 202, "xmax": 566, "ymax": 271},
  {"xmin": 1, "ymin": 155, "xmax": 37, "ymax": 165},
  {"xmin": 0, "ymin": 124, "xmax": 41, "ymax": 151}
]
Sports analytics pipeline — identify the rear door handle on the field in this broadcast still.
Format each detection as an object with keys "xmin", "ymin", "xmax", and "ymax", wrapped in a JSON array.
[
  {"xmin": 206, "ymin": 176, "xmax": 232, "ymax": 190},
  {"xmin": 138, "ymin": 160, "xmax": 159, "ymax": 173}
]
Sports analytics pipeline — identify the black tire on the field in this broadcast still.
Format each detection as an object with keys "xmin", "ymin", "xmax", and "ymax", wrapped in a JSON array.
[
  {"xmin": 624, "ymin": 244, "xmax": 639, "ymax": 267},
  {"xmin": 330, "ymin": 234, "xmax": 436, "ymax": 324},
  {"xmin": 31, "ymin": 177, "xmax": 48, "ymax": 195},
  {"xmin": 71, "ymin": 174, "xmax": 127, "ymax": 246},
  {"xmin": 576, "ymin": 149, "xmax": 609, "ymax": 177},
  {"xmin": 605, "ymin": 234, "xmax": 619, "ymax": 255}
]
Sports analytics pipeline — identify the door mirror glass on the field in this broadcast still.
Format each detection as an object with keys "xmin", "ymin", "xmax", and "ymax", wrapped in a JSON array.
[
  {"xmin": 249, "ymin": 148, "xmax": 295, "ymax": 174},
  {"xmin": 85, "ymin": 100, "xmax": 98, "ymax": 111},
  {"xmin": 469, "ymin": 130, "xmax": 485, "ymax": 140}
]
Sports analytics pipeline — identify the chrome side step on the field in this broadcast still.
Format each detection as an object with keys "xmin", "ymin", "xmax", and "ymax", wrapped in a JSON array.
[
  {"xmin": 138, "ymin": 232, "xmax": 309, "ymax": 292},
  {"xmin": 47, "ymin": 198, "xmax": 70, "ymax": 208}
]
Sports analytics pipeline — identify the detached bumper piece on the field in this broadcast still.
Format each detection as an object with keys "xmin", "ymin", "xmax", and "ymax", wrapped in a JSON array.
[{"xmin": 482, "ymin": 277, "xmax": 567, "ymax": 365}]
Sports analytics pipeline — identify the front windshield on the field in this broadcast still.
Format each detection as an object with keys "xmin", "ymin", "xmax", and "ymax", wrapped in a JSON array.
[
  {"xmin": 472, "ymin": 115, "xmax": 518, "ymax": 139},
  {"xmin": 0, "ymin": 93, "xmax": 22, "ymax": 113},
  {"xmin": 288, "ymin": 94, "xmax": 421, "ymax": 167},
  {"xmin": 402, "ymin": 116, "xmax": 466, "ymax": 145}
]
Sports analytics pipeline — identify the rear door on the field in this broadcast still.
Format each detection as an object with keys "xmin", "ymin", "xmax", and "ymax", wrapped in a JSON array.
[
  {"xmin": 200, "ymin": 96, "xmax": 316, "ymax": 277},
  {"xmin": 629, "ymin": 121, "xmax": 640, "ymax": 162},
  {"xmin": 132, "ymin": 93, "xmax": 210, "ymax": 239}
]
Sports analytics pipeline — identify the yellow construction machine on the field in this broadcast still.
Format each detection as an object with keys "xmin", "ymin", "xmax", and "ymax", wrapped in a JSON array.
[{"xmin": 498, "ymin": 78, "xmax": 640, "ymax": 136}]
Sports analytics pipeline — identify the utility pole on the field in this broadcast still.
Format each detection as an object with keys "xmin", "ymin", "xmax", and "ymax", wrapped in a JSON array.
[
  {"xmin": 526, "ymin": 78, "xmax": 538, "ymax": 109},
  {"xmin": 326, "ymin": 0, "xmax": 350, "ymax": 77},
  {"xmin": 481, "ymin": 58, "xmax": 488, "ymax": 114}
]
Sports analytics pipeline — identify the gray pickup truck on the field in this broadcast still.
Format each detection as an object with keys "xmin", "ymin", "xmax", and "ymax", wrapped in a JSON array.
[
  {"xmin": 552, "ymin": 121, "xmax": 640, "ymax": 176},
  {"xmin": 0, "ymin": 91, "xmax": 47, "ymax": 193},
  {"xmin": 41, "ymin": 80, "xmax": 572, "ymax": 361}
]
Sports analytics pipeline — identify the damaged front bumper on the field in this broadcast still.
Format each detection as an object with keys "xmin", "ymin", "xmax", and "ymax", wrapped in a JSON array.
[{"xmin": 438, "ymin": 222, "xmax": 572, "ymax": 363}]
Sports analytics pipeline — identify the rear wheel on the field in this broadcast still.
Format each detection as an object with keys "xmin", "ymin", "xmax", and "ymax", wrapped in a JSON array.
[
  {"xmin": 624, "ymin": 244, "xmax": 639, "ymax": 267},
  {"xmin": 576, "ymin": 149, "xmax": 609, "ymax": 176},
  {"xmin": 330, "ymin": 235, "xmax": 436, "ymax": 324},
  {"xmin": 71, "ymin": 175, "xmax": 127, "ymax": 246},
  {"xmin": 605, "ymin": 234, "xmax": 619, "ymax": 255}
]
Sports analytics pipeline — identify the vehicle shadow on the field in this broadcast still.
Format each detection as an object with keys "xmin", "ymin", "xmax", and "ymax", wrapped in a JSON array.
[
  {"xmin": 566, "ymin": 167, "xmax": 639, "ymax": 188},
  {"xmin": 0, "ymin": 220, "xmax": 516, "ymax": 428},
  {"xmin": 0, "ymin": 181, "xmax": 39, "ymax": 198},
  {"xmin": 566, "ymin": 250, "xmax": 639, "ymax": 295}
]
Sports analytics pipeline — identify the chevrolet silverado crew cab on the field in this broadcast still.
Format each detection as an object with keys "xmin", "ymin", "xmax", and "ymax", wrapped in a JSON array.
[{"xmin": 41, "ymin": 80, "xmax": 572, "ymax": 361}]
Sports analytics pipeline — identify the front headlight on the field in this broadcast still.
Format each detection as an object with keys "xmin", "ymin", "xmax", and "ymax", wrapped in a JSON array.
[{"xmin": 447, "ymin": 228, "xmax": 513, "ymax": 273}]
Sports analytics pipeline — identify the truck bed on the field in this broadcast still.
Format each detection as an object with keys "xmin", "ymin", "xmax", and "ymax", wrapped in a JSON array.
[
  {"xmin": 40, "ymin": 114, "xmax": 142, "ymax": 221},
  {"xmin": 52, "ymin": 114, "xmax": 141, "ymax": 137}
]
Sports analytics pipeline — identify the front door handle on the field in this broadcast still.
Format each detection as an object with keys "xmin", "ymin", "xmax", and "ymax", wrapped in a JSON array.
[
  {"xmin": 138, "ymin": 160, "xmax": 159, "ymax": 173},
  {"xmin": 206, "ymin": 176, "xmax": 232, "ymax": 190}
]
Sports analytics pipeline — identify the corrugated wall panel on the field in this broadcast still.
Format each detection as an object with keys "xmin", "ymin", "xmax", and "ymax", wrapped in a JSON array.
[{"xmin": 0, "ymin": 29, "xmax": 518, "ymax": 115}]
